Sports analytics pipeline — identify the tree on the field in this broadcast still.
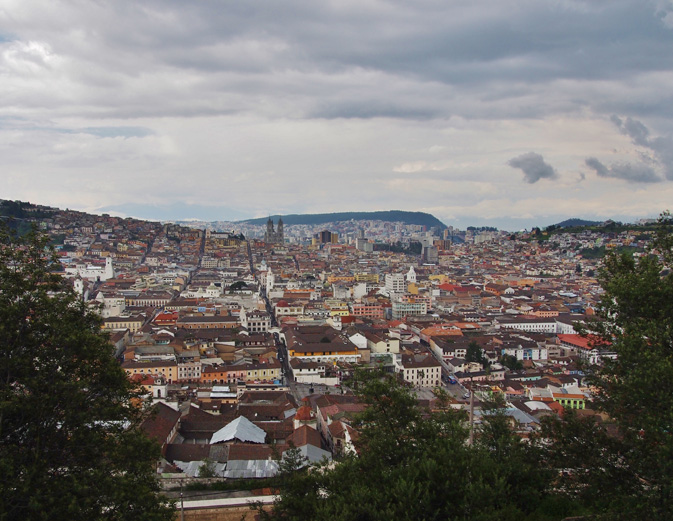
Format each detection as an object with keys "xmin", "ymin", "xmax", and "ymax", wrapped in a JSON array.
[
  {"xmin": 544, "ymin": 212, "xmax": 673, "ymax": 519},
  {"xmin": 466, "ymin": 340, "xmax": 488, "ymax": 368},
  {"xmin": 257, "ymin": 369, "xmax": 560, "ymax": 520},
  {"xmin": 0, "ymin": 226, "xmax": 174, "ymax": 521},
  {"xmin": 229, "ymin": 280, "xmax": 248, "ymax": 292},
  {"xmin": 499, "ymin": 354, "xmax": 523, "ymax": 371},
  {"xmin": 198, "ymin": 458, "xmax": 218, "ymax": 478}
]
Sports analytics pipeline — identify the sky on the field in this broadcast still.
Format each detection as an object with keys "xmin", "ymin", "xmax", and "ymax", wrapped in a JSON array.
[{"xmin": 2, "ymin": 0, "xmax": 673, "ymax": 231}]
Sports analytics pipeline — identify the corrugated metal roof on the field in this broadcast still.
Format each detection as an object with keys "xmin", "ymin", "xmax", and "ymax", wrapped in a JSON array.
[
  {"xmin": 287, "ymin": 445, "xmax": 332, "ymax": 465},
  {"xmin": 222, "ymin": 459, "xmax": 279, "ymax": 479},
  {"xmin": 210, "ymin": 416, "xmax": 267, "ymax": 444}
]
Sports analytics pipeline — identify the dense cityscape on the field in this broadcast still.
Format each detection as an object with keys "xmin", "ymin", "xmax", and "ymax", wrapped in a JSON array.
[
  {"xmin": 4, "ymin": 1, "xmax": 673, "ymax": 519},
  {"xmin": 1, "ymin": 199, "xmax": 665, "ymax": 518}
]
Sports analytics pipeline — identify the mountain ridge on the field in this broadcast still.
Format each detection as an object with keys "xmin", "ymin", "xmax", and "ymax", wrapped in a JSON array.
[
  {"xmin": 553, "ymin": 218, "xmax": 603, "ymax": 228},
  {"xmin": 240, "ymin": 210, "xmax": 447, "ymax": 229}
]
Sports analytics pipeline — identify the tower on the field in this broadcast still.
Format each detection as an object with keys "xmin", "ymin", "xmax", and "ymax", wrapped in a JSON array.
[
  {"xmin": 264, "ymin": 217, "xmax": 284, "ymax": 245},
  {"xmin": 104, "ymin": 256, "xmax": 114, "ymax": 280},
  {"xmin": 276, "ymin": 217, "xmax": 284, "ymax": 244},
  {"xmin": 265, "ymin": 217, "xmax": 275, "ymax": 243}
]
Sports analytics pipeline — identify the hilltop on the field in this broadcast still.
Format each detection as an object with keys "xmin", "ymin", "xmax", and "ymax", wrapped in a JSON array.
[
  {"xmin": 240, "ymin": 210, "xmax": 447, "ymax": 229},
  {"xmin": 554, "ymin": 218, "xmax": 602, "ymax": 228}
]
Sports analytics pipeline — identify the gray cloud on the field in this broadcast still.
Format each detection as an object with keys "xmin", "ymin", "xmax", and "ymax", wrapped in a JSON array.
[
  {"xmin": 2, "ymin": 1, "xmax": 673, "ymax": 122},
  {"xmin": 585, "ymin": 156, "xmax": 662, "ymax": 183},
  {"xmin": 508, "ymin": 152, "xmax": 559, "ymax": 183},
  {"xmin": 610, "ymin": 115, "xmax": 673, "ymax": 180},
  {"xmin": 2, "ymin": 1, "xmax": 673, "ymax": 228}
]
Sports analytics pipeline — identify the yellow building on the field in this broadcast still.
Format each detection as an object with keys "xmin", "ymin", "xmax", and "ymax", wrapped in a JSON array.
[
  {"xmin": 245, "ymin": 360, "xmax": 282, "ymax": 382},
  {"xmin": 326, "ymin": 274, "xmax": 355, "ymax": 284},
  {"xmin": 354, "ymin": 273, "xmax": 380, "ymax": 283},
  {"xmin": 103, "ymin": 315, "xmax": 144, "ymax": 332},
  {"xmin": 121, "ymin": 360, "xmax": 179, "ymax": 384}
]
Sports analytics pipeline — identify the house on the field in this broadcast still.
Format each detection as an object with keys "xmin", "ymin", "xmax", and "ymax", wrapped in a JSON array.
[
  {"xmin": 395, "ymin": 354, "xmax": 442, "ymax": 388},
  {"xmin": 557, "ymin": 334, "xmax": 615, "ymax": 365},
  {"xmin": 140, "ymin": 402, "xmax": 181, "ymax": 457}
]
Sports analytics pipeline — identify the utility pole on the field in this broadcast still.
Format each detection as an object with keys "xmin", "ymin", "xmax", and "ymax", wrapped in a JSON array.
[
  {"xmin": 180, "ymin": 480, "xmax": 185, "ymax": 521},
  {"xmin": 468, "ymin": 374, "xmax": 474, "ymax": 445}
]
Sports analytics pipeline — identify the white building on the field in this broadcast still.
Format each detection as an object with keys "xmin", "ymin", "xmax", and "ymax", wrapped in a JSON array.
[
  {"xmin": 392, "ymin": 300, "xmax": 427, "ymax": 319},
  {"xmin": 241, "ymin": 309, "xmax": 272, "ymax": 333},
  {"xmin": 406, "ymin": 266, "xmax": 417, "ymax": 284},
  {"xmin": 94, "ymin": 291, "xmax": 126, "ymax": 318},
  {"xmin": 500, "ymin": 344, "xmax": 548, "ymax": 361},
  {"xmin": 64, "ymin": 256, "xmax": 114, "ymax": 282},
  {"xmin": 395, "ymin": 354, "xmax": 442, "ymax": 388},
  {"xmin": 385, "ymin": 273, "xmax": 406, "ymax": 295}
]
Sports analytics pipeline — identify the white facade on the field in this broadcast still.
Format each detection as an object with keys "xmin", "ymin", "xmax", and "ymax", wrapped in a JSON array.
[
  {"xmin": 178, "ymin": 361, "xmax": 201, "ymax": 382},
  {"xmin": 501, "ymin": 345, "xmax": 548, "ymax": 361},
  {"xmin": 392, "ymin": 300, "xmax": 427, "ymax": 319},
  {"xmin": 94, "ymin": 291, "xmax": 126, "ymax": 318},
  {"xmin": 395, "ymin": 356, "xmax": 442, "ymax": 388},
  {"xmin": 180, "ymin": 283, "xmax": 222, "ymax": 299},
  {"xmin": 241, "ymin": 309, "xmax": 271, "ymax": 333},
  {"xmin": 385, "ymin": 273, "xmax": 406, "ymax": 294},
  {"xmin": 65, "ymin": 256, "xmax": 114, "ymax": 281}
]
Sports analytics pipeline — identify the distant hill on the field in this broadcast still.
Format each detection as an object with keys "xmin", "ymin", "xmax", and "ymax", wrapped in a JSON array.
[
  {"xmin": 554, "ymin": 218, "xmax": 602, "ymax": 228},
  {"xmin": 240, "ymin": 211, "xmax": 447, "ymax": 229}
]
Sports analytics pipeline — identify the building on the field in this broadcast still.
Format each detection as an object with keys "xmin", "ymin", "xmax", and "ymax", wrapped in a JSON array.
[
  {"xmin": 385, "ymin": 273, "xmax": 406, "ymax": 295},
  {"xmin": 396, "ymin": 354, "xmax": 442, "ymax": 388},
  {"xmin": 392, "ymin": 299, "xmax": 427, "ymax": 319},
  {"xmin": 121, "ymin": 360, "xmax": 179, "ymax": 384},
  {"xmin": 283, "ymin": 325, "xmax": 360, "ymax": 364},
  {"xmin": 316, "ymin": 230, "xmax": 339, "ymax": 244},
  {"xmin": 264, "ymin": 217, "xmax": 284, "ymax": 245},
  {"xmin": 64, "ymin": 256, "xmax": 114, "ymax": 282},
  {"xmin": 241, "ymin": 309, "xmax": 272, "ymax": 333}
]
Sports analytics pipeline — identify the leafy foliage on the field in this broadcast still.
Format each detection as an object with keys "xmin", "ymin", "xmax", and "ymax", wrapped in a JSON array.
[
  {"xmin": 499, "ymin": 354, "xmax": 523, "ymax": 370},
  {"xmin": 466, "ymin": 340, "xmax": 489, "ymax": 368},
  {"xmin": 544, "ymin": 212, "xmax": 673, "ymax": 519},
  {"xmin": 0, "ymin": 226, "xmax": 174, "ymax": 521},
  {"xmin": 257, "ymin": 370, "xmax": 560, "ymax": 520}
]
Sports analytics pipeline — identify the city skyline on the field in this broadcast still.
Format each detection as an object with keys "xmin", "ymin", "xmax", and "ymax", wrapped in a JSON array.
[{"xmin": 2, "ymin": 1, "xmax": 673, "ymax": 230}]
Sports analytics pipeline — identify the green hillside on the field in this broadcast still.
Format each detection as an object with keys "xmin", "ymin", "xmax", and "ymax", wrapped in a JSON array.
[{"xmin": 241, "ymin": 210, "xmax": 447, "ymax": 229}]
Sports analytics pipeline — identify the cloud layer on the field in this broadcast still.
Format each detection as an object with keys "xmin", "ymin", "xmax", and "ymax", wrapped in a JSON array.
[{"xmin": 1, "ymin": 1, "xmax": 673, "ymax": 229}]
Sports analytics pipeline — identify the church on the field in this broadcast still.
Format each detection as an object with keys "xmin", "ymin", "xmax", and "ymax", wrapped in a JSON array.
[{"xmin": 264, "ymin": 217, "xmax": 284, "ymax": 245}]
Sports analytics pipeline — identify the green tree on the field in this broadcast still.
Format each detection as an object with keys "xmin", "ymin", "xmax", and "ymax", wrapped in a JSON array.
[
  {"xmin": 499, "ymin": 354, "xmax": 523, "ymax": 371},
  {"xmin": 466, "ymin": 340, "xmax": 488, "ymax": 368},
  {"xmin": 0, "ymin": 226, "xmax": 174, "ymax": 521},
  {"xmin": 544, "ymin": 212, "xmax": 673, "ymax": 519},
  {"xmin": 198, "ymin": 458, "xmax": 218, "ymax": 478},
  {"xmin": 257, "ymin": 370, "xmax": 559, "ymax": 520},
  {"xmin": 229, "ymin": 280, "xmax": 248, "ymax": 292}
]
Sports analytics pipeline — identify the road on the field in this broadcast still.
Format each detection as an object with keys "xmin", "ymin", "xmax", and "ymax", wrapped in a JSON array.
[{"xmin": 424, "ymin": 343, "xmax": 470, "ymax": 402}]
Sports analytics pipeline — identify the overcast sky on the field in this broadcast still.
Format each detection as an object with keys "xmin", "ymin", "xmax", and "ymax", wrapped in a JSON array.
[{"xmin": 2, "ymin": 0, "xmax": 673, "ymax": 230}]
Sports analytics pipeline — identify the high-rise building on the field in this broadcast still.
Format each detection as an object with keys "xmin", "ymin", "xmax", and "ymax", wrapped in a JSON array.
[{"xmin": 385, "ymin": 273, "xmax": 406, "ymax": 294}]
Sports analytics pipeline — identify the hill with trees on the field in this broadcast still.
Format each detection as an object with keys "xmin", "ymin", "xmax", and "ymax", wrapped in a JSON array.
[
  {"xmin": 554, "ymin": 218, "xmax": 602, "ymax": 228},
  {"xmin": 240, "ymin": 210, "xmax": 447, "ymax": 229}
]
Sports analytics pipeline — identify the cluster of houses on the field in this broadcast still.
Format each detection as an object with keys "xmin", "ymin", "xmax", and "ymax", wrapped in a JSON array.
[{"xmin": 9, "ymin": 201, "xmax": 634, "ymax": 480}]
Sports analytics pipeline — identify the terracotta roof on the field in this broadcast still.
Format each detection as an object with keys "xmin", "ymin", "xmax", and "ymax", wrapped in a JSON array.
[
  {"xmin": 140, "ymin": 403, "xmax": 181, "ymax": 446},
  {"xmin": 558, "ymin": 334, "xmax": 610, "ymax": 350},
  {"xmin": 227, "ymin": 444, "xmax": 279, "ymax": 461},
  {"xmin": 165, "ymin": 444, "xmax": 211, "ymax": 463},
  {"xmin": 287, "ymin": 425, "xmax": 322, "ymax": 448}
]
